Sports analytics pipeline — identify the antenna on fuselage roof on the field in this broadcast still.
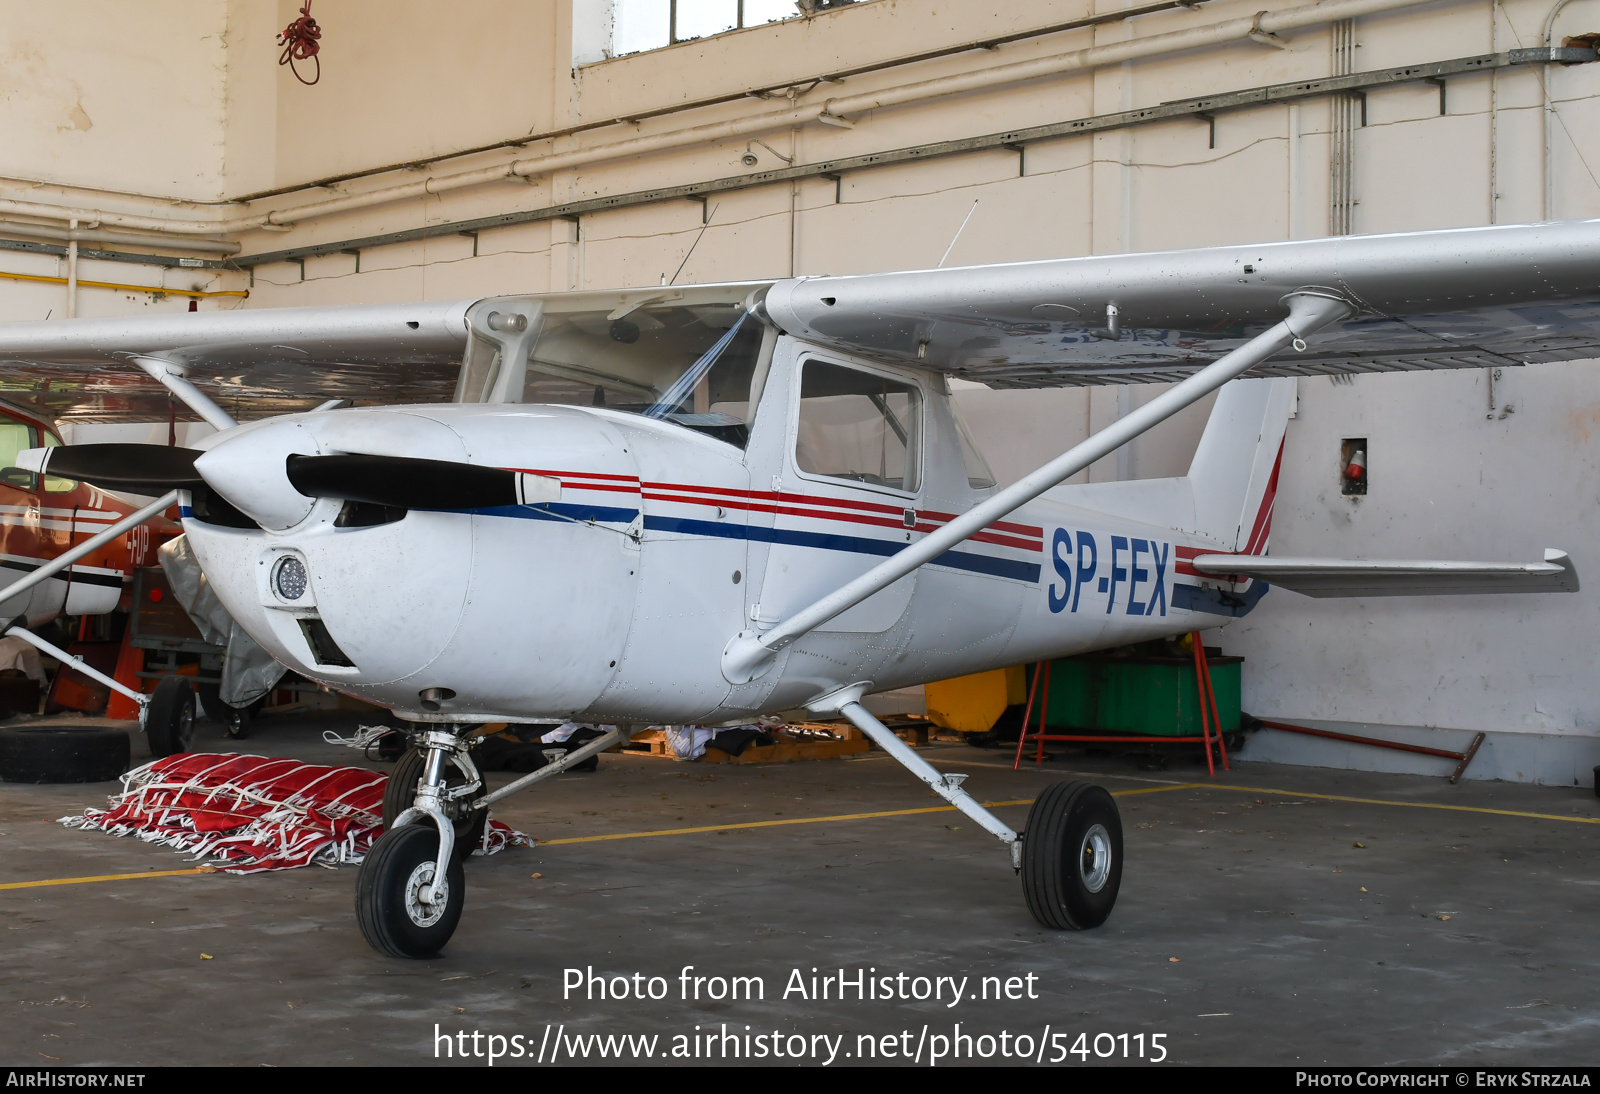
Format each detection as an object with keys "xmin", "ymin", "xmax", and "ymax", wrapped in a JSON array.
[{"xmin": 937, "ymin": 199, "xmax": 979, "ymax": 269}]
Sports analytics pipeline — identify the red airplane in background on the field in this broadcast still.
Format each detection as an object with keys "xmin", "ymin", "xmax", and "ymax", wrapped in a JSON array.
[{"xmin": 0, "ymin": 400, "xmax": 180, "ymax": 717}]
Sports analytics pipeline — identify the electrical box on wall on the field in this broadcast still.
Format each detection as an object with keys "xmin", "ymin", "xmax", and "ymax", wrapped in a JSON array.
[{"xmin": 1341, "ymin": 438, "xmax": 1367, "ymax": 496}]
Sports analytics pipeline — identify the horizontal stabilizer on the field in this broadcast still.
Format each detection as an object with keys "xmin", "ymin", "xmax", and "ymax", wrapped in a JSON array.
[{"xmin": 1191, "ymin": 549, "xmax": 1578, "ymax": 597}]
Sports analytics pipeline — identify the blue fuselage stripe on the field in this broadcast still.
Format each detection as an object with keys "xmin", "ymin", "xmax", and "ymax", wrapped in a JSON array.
[
  {"xmin": 644, "ymin": 515, "xmax": 1041, "ymax": 583},
  {"xmin": 187, "ymin": 501, "xmax": 1038, "ymax": 583},
  {"xmin": 470, "ymin": 502, "xmax": 642, "ymax": 524}
]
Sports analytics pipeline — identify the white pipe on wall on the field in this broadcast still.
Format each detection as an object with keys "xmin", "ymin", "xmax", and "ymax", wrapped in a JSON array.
[
  {"xmin": 64, "ymin": 219, "xmax": 77, "ymax": 320},
  {"xmin": 0, "ymin": 219, "xmax": 239, "ymax": 255},
  {"xmin": 1541, "ymin": 0, "xmax": 1581, "ymax": 219},
  {"xmin": 0, "ymin": 0, "xmax": 1442, "ymax": 239}
]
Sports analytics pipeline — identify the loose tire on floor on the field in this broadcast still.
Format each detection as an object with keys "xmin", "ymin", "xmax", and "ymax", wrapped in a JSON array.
[
  {"xmin": 355, "ymin": 823, "xmax": 466, "ymax": 959},
  {"xmin": 383, "ymin": 747, "xmax": 486, "ymax": 861},
  {"xmin": 0, "ymin": 725, "xmax": 129, "ymax": 783},
  {"xmin": 1021, "ymin": 780, "xmax": 1123, "ymax": 930},
  {"xmin": 144, "ymin": 676, "xmax": 195, "ymax": 759}
]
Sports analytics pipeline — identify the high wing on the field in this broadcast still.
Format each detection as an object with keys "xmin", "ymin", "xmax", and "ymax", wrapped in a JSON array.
[
  {"xmin": 1191, "ymin": 549, "xmax": 1579, "ymax": 597},
  {"xmin": 757, "ymin": 219, "xmax": 1600, "ymax": 387},
  {"xmin": 0, "ymin": 219, "xmax": 1597, "ymax": 421},
  {"xmin": 0, "ymin": 300, "xmax": 473, "ymax": 422}
]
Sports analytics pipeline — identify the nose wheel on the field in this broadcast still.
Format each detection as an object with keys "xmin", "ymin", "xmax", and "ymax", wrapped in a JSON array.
[
  {"xmin": 356, "ymin": 824, "xmax": 466, "ymax": 958},
  {"xmin": 358, "ymin": 727, "xmax": 482, "ymax": 958},
  {"xmin": 383, "ymin": 744, "xmax": 487, "ymax": 861}
]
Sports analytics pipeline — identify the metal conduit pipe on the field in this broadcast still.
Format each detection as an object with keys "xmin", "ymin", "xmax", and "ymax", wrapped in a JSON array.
[
  {"xmin": 270, "ymin": 0, "xmax": 1440, "ymax": 226},
  {"xmin": 0, "ymin": 0, "xmax": 1441, "ymax": 237},
  {"xmin": 0, "ymin": 220, "xmax": 240, "ymax": 255},
  {"xmin": 1542, "ymin": 0, "xmax": 1581, "ymax": 219}
]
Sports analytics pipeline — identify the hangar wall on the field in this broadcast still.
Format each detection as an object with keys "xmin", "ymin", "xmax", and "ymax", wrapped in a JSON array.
[{"xmin": 2, "ymin": 0, "xmax": 1599, "ymax": 781}]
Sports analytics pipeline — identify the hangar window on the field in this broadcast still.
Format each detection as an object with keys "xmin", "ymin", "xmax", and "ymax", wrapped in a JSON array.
[
  {"xmin": 795, "ymin": 360, "xmax": 921, "ymax": 493},
  {"xmin": 606, "ymin": 1, "xmax": 824, "ymax": 58}
]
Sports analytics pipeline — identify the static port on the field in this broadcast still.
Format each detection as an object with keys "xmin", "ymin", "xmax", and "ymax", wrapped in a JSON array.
[{"xmin": 1341, "ymin": 438, "xmax": 1367, "ymax": 496}]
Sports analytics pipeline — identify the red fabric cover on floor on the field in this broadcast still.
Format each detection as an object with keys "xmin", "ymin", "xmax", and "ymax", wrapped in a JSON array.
[{"xmin": 60, "ymin": 752, "xmax": 530, "ymax": 873}]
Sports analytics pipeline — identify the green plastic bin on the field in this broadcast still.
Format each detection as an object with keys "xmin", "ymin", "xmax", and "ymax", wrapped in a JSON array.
[{"xmin": 1025, "ymin": 652, "xmax": 1241, "ymax": 736}]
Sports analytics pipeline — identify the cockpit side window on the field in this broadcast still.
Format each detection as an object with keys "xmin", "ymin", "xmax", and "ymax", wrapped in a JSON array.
[{"xmin": 794, "ymin": 360, "xmax": 922, "ymax": 493}]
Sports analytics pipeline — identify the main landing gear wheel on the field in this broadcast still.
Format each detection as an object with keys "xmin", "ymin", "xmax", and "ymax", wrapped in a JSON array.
[
  {"xmin": 1021, "ymin": 781, "xmax": 1123, "ymax": 930},
  {"xmin": 355, "ymin": 824, "xmax": 466, "ymax": 959},
  {"xmin": 144, "ymin": 676, "xmax": 196, "ymax": 759},
  {"xmin": 383, "ymin": 747, "xmax": 487, "ymax": 862}
]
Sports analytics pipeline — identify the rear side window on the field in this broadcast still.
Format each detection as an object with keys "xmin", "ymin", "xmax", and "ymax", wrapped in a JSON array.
[{"xmin": 795, "ymin": 361, "xmax": 921, "ymax": 493}]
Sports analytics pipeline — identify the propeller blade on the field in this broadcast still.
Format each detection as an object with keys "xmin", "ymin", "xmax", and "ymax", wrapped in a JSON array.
[
  {"xmin": 285, "ymin": 454, "xmax": 558, "ymax": 511},
  {"xmin": 18, "ymin": 444, "xmax": 204, "ymax": 492}
]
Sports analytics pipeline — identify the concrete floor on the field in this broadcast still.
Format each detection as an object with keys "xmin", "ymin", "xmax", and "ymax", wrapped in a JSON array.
[{"xmin": 2, "ymin": 712, "xmax": 1598, "ymax": 1067}]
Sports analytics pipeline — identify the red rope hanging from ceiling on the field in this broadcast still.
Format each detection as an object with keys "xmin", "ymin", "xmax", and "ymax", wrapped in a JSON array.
[{"xmin": 277, "ymin": 1, "xmax": 322, "ymax": 86}]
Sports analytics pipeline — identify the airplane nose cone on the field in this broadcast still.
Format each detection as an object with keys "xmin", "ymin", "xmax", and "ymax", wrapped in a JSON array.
[
  {"xmin": 194, "ymin": 410, "xmax": 474, "ymax": 531},
  {"xmin": 194, "ymin": 421, "xmax": 319, "ymax": 531}
]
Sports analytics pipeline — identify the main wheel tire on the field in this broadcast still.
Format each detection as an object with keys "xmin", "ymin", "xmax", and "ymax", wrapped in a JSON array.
[
  {"xmin": 144, "ymin": 676, "xmax": 196, "ymax": 759},
  {"xmin": 355, "ymin": 823, "xmax": 466, "ymax": 959},
  {"xmin": 1021, "ymin": 781, "xmax": 1123, "ymax": 930},
  {"xmin": 383, "ymin": 747, "xmax": 486, "ymax": 862},
  {"xmin": 0, "ymin": 725, "xmax": 129, "ymax": 783}
]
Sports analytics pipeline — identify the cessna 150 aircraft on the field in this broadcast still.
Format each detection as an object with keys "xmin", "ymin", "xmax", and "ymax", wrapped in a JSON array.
[{"xmin": 0, "ymin": 218, "xmax": 1588, "ymax": 957}]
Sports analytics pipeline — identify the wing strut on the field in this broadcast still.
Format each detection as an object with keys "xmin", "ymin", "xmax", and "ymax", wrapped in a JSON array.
[
  {"xmin": 133, "ymin": 356, "xmax": 239, "ymax": 432},
  {"xmin": 721, "ymin": 290, "xmax": 1355, "ymax": 684}
]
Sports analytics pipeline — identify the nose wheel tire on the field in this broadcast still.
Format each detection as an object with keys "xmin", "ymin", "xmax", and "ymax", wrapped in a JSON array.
[
  {"xmin": 383, "ymin": 747, "xmax": 487, "ymax": 862},
  {"xmin": 356, "ymin": 824, "xmax": 466, "ymax": 958},
  {"xmin": 144, "ymin": 676, "xmax": 196, "ymax": 759},
  {"xmin": 1020, "ymin": 781, "xmax": 1123, "ymax": 930}
]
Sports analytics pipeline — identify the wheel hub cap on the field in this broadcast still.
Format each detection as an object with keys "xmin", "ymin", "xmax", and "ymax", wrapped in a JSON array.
[
  {"xmin": 1079, "ymin": 823, "xmax": 1112, "ymax": 893},
  {"xmin": 403, "ymin": 861, "xmax": 447, "ymax": 927}
]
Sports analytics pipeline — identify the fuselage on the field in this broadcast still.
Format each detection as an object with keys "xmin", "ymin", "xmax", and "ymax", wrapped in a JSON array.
[{"xmin": 181, "ymin": 330, "xmax": 1262, "ymax": 724}]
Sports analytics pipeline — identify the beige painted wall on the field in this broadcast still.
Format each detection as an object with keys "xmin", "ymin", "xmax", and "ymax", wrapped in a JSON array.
[
  {"xmin": 0, "ymin": 0, "xmax": 230, "ymax": 200},
  {"xmin": 5, "ymin": 0, "xmax": 1600, "ymax": 744}
]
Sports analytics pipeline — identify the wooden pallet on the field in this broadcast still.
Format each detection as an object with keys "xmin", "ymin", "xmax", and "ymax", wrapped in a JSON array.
[
  {"xmin": 621, "ymin": 729, "xmax": 675, "ymax": 757},
  {"xmin": 617, "ymin": 717, "xmax": 930, "ymax": 764},
  {"xmin": 619, "ymin": 725, "xmax": 871, "ymax": 764}
]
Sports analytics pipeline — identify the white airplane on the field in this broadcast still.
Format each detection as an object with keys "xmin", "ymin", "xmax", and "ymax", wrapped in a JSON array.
[{"xmin": 0, "ymin": 219, "xmax": 1589, "ymax": 958}]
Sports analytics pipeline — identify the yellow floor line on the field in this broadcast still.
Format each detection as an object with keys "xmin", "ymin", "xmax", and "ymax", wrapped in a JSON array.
[
  {"xmin": 13, "ymin": 779, "xmax": 1593, "ymax": 884},
  {"xmin": 1205, "ymin": 782, "xmax": 1600, "ymax": 825},
  {"xmin": 0, "ymin": 868, "xmax": 210, "ymax": 891},
  {"xmin": 540, "ymin": 777, "xmax": 1600, "ymax": 847},
  {"xmin": 538, "ymin": 798, "xmax": 1039, "ymax": 846}
]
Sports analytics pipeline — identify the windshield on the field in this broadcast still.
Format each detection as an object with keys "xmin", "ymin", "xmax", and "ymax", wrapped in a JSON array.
[{"xmin": 456, "ymin": 289, "xmax": 771, "ymax": 448}]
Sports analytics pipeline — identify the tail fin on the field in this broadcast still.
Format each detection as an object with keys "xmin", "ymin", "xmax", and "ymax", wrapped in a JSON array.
[{"xmin": 1186, "ymin": 377, "xmax": 1295, "ymax": 554}]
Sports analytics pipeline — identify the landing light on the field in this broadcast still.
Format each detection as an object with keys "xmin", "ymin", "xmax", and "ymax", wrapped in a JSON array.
[{"xmin": 273, "ymin": 556, "xmax": 308, "ymax": 601}]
